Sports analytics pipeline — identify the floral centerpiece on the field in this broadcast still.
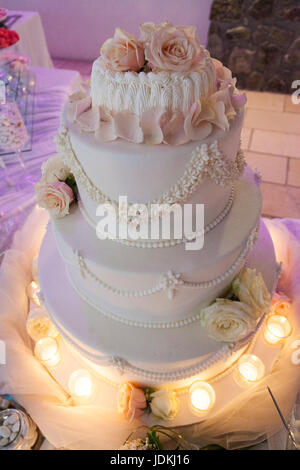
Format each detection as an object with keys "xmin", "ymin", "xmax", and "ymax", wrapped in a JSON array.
[{"xmin": 0, "ymin": 28, "xmax": 19, "ymax": 49}]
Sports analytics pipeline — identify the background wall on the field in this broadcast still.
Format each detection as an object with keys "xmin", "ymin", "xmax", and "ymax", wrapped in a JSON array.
[
  {"xmin": 2, "ymin": 0, "xmax": 213, "ymax": 60},
  {"xmin": 208, "ymin": 0, "xmax": 300, "ymax": 94}
]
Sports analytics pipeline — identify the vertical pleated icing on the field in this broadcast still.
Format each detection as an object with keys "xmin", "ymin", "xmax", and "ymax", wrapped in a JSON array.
[{"xmin": 90, "ymin": 50, "xmax": 217, "ymax": 115}]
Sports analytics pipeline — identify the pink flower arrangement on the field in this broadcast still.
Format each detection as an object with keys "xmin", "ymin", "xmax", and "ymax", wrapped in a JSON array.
[
  {"xmin": 68, "ymin": 24, "xmax": 248, "ymax": 146},
  {"xmin": 35, "ymin": 155, "xmax": 76, "ymax": 218},
  {"xmin": 0, "ymin": 28, "xmax": 19, "ymax": 49},
  {"xmin": 100, "ymin": 22, "xmax": 205, "ymax": 74},
  {"xmin": 117, "ymin": 383, "xmax": 146, "ymax": 421},
  {"xmin": 35, "ymin": 181, "xmax": 74, "ymax": 219}
]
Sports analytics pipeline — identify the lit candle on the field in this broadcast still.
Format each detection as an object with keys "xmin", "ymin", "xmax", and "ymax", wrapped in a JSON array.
[
  {"xmin": 68, "ymin": 370, "xmax": 93, "ymax": 398},
  {"xmin": 189, "ymin": 381, "xmax": 216, "ymax": 414},
  {"xmin": 237, "ymin": 354, "xmax": 265, "ymax": 383},
  {"xmin": 34, "ymin": 337, "xmax": 61, "ymax": 367},
  {"xmin": 264, "ymin": 315, "xmax": 292, "ymax": 345}
]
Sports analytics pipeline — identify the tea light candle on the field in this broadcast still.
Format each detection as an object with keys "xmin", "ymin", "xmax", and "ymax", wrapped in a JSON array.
[
  {"xmin": 237, "ymin": 354, "xmax": 265, "ymax": 383},
  {"xmin": 264, "ymin": 315, "xmax": 292, "ymax": 345},
  {"xmin": 34, "ymin": 337, "xmax": 61, "ymax": 367},
  {"xmin": 189, "ymin": 381, "xmax": 216, "ymax": 414},
  {"xmin": 68, "ymin": 370, "xmax": 93, "ymax": 398}
]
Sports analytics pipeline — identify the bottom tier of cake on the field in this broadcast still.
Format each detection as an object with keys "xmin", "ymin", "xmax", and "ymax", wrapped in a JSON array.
[{"xmin": 37, "ymin": 218, "xmax": 281, "ymax": 426}]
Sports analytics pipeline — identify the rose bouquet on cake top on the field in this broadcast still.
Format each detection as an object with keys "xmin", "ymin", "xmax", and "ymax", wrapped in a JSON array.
[
  {"xmin": 35, "ymin": 155, "xmax": 77, "ymax": 218},
  {"xmin": 67, "ymin": 21, "xmax": 247, "ymax": 146}
]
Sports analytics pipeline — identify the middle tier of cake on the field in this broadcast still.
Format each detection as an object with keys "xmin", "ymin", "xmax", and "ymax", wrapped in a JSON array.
[{"xmin": 47, "ymin": 166, "xmax": 269, "ymax": 328}]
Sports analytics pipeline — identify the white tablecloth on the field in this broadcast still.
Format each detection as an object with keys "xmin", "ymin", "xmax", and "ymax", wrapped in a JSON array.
[
  {"xmin": 0, "ymin": 66, "xmax": 80, "ymax": 255},
  {"xmin": 6, "ymin": 10, "xmax": 53, "ymax": 68}
]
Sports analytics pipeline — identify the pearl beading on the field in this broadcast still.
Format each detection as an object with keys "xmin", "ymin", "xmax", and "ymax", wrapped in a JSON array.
[
  {"xmin": 42, "ymin": 287, "xmax": 266, "ymax": 386},
  {"xmin": 78, "ymin": 185, "xmax": 235, "ymax": 248},
  {"xmin": 74, "ymin": 224, "xmax": 259, "ymax": 303},
  {"xmin": 66, "ymin": 224, "xmax": 259, "ymax": 330},
  {"xmin": 55, "ymin": 127, "xmax": 246, "ymax": 221}
]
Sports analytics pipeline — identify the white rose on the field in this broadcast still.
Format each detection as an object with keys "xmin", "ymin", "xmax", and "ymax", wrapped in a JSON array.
[
  {"xmin": 232, "ymin": 268, "xmax": 271, "ymax": 317},
  {"xmin": 35, "ymin": 181, "xmax": 74, "ymax": 219},
  {"xmin": 40, "ymin": 155, "xmax": 70, "ymax": 184},
  {"xmin": 26, "ymin": 306, "xmax": 59, "ymax": 342},
  {"xmin": 150, "ymin": 389, "xmax": 178, "ymax": 420},
  {"xmin": 200, "ymin": 298, "xmax": 257, "ymax": 343}
]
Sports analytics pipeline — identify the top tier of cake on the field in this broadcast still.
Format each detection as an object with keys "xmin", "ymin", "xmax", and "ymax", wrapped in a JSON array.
[{"xmin": 64, "ymin": 22, "xmax": 246, "ymax": 153}]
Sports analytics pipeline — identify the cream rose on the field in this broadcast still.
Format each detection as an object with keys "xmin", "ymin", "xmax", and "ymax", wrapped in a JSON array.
[
  {"xmin": 142, "ymin": 22, "xmax": 205, "ymax": 73},
  {"xmin": 200, "ymin": 298, "xmax": 257, "ymax": 343},
  {"xmin": 150, "ymin": 389, "xmax": 178, "ymax": 420},
  {"xmin": 100, "ymin": 28, "xmax": 145, "ymax": 72},
  {"xmin": 26, "ymin": 306, "xmax": 59, "ymax": 342},
  {"xmin": 35, "ymin": 181, "xmax": 74, "ymax": 218},
  {"xmin": 40, "ymin": 156, "xmax": 70, "ymax": 184},
  {"xmin": 117, "ymin": 383, "xmax": 146, "ymax": 421},
  {"xmin": 271, "ymin": 292, "xmax": 291, "ymax": 317},
  {"xmin": 232, "ymin": 268, "xmax": 271, "ymax": 317}
]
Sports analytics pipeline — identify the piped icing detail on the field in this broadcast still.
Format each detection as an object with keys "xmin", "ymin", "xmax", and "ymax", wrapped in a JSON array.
[
  {"xmin": 91, "ymin": 53, "xmax": 216, "ymax": 115},
  {"xmin": 78, "ymin": 185, "xmax": 235, "ymax": 248},
  {"xmin": 55, "ymin": 126, "xmax": 246, "ymax": 218},
  {"xmin": 52, "ymin": 224, "xmax": 259, "ymax": 328}
]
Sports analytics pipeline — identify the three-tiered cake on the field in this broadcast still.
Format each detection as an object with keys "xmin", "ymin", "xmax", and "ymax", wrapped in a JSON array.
[{"xmin": 35, "ymin": 22, "xmax": 279, "ymax": 427}]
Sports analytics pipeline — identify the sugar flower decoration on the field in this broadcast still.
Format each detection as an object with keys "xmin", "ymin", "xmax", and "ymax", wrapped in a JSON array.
[
  {"xmin": 101, "ymin": 28, "xmax": 145, "ymax": 73},
  {"xmin": 140, "ymin": 21, "xmax": 205, "ymax": 73}
]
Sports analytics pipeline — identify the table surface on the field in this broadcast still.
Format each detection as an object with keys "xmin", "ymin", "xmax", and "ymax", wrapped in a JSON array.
[{"xmin": 0, "ymin": 66, "xmax": 80, "ymax": 256}]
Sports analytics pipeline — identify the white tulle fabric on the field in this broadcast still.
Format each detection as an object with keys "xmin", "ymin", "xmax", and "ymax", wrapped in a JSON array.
[{"xmin": 0, "ymin": 208, "xmax": 300, "ymax": 450}]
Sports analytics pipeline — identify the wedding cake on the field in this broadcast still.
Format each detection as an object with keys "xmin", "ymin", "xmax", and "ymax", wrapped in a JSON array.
[{"xmin": 33, "ymin": 23, "xmax": 282, "ymax": 430}]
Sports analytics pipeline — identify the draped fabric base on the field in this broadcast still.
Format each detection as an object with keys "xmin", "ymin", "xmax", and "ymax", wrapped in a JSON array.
[{"xmin": 0, "ymin": 207, "xmax": 300, "ymax": 450}]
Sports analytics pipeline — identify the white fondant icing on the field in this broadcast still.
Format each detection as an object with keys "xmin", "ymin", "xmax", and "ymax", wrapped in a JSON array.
[
  {"xmin": 55, "ymin": 126, "xmax": 245, "ymax": 216},
  {"xmin": 38, "ymin": 220, "xmax": 277, "ymax": 388},
  {"xmin": 51, "ymin": 167, "xmax": 264, "ymax": 325},
  {"xmin": 59, "ymin": 107, "xmax": 244, "ymax": 230},
  {"xmin": 77, "ymin": 186, "xmax": 235, "ymax": 248}
]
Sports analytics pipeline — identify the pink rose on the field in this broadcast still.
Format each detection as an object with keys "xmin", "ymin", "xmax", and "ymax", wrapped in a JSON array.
[
  {"xmin": 271, "ymin": 292, "xmax": 291, "ymax": 317},
  {"xmin": 184, "ymin": 101, "xmax": 215, "ymax": 141},
  {"xmin": 117, "ymin": 383, "xmax": 146, "ymax": 421},
  {"xmin": 184, "ymin": 95, "xmax": 229, "ymax": 141},
  {"xmin": 142, "ymin": 22, "xmax": 205, "ymax": 73},
  {"xmin": 100, "ymin": 28, "xmax": 145, "ymax": 72},
  {"xmin": 35, "ymin": 181, "xmax": 74, "ymax": 218},
  {"xmin": 212, "ymin": 58, "xmax": 236, "ymax": 90}
]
